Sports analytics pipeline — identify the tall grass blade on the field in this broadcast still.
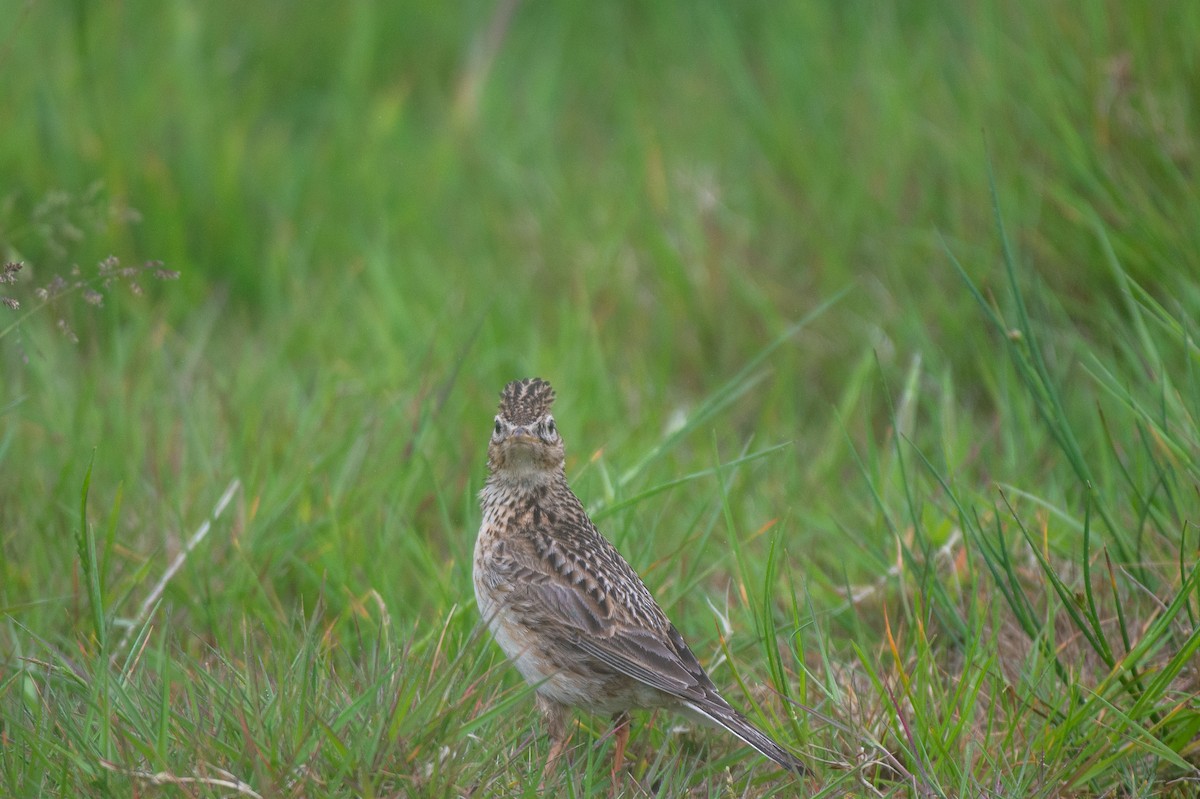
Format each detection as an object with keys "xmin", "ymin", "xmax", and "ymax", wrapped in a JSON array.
[{"xmin": 74, "ymin": 451, "xmax": 105, "ymax": 652}]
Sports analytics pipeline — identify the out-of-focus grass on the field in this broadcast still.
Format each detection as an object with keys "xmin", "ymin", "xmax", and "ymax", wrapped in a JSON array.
[{"xmin": 1, "ymin": 1, "xmax": 1198, "ymax": 796}]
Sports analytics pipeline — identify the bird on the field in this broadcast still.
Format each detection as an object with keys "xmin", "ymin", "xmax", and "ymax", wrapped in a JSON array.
[{"xmin": 473, "ymin": 377, "xmax": 806, "ymax": 785}]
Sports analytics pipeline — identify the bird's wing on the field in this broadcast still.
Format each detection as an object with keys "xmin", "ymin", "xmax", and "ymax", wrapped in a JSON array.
[
  {"xmin": 576, "ymin": 618, "xmax": 712, "ymax": 699},
  {"xmin": 494, "ymin": 554, "xmax": 808, "ymax": 773},
  {"xmin": 491, "ymin": 535, "xmax": 715, "ymax": 702}
]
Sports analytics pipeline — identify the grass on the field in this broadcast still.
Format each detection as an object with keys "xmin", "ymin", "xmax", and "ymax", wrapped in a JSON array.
[{"xmin": 2, "ymin": 1, "xmax": 1199, "ymax": 796}]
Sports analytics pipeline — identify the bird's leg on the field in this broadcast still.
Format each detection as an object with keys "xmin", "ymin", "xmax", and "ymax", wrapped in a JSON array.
[
  {"xmin": 610, "ymin": 711, "xmax": 631, "ymax": 782},
  {"xmin": 538, "ymin": 695, "xmax": 570, "ymax": 789}
]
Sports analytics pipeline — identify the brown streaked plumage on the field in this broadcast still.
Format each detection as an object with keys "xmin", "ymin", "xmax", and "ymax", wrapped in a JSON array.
[{"xmin": 474, "ymin": 377, "xmax": 806, "ymax": 784}]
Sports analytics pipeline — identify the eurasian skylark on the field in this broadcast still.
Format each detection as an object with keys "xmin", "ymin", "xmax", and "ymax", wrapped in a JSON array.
[{"xmin": 474, "ymin": 377, "xmax": 806, "ymax": 783}]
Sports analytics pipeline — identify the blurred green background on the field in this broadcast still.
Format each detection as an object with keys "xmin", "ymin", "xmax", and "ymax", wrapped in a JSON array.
[{"xmin": 2, "ymin": 1, "xmax": 1199, "ymax": 796}]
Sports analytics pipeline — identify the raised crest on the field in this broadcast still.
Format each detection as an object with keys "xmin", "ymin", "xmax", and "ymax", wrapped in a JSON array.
[{"xmin": 498, "ymin": 377, "xmax": 556, "ymax": 425}]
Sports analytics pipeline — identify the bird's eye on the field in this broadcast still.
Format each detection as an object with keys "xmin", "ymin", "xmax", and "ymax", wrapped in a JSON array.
[
  {"xmin": 546, "ymin": 419, "xmax": 557, "ymax": 436},
  {"xmin": 493, "ymin": 419, "xmax": 503, "ymax": 436}
]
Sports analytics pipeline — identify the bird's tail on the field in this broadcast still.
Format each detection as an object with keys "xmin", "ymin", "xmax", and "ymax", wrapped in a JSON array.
[{"xmin": 681, "ymin": 696, "xmax": 808, "ymax": 775}]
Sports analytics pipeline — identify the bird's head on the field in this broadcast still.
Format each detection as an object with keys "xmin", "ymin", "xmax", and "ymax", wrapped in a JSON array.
[{"xmin": 487, "ymin": 377, "xmax": 565, "ymax": 477}]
